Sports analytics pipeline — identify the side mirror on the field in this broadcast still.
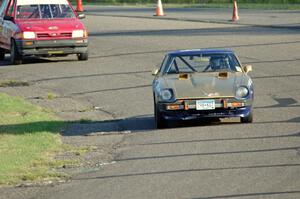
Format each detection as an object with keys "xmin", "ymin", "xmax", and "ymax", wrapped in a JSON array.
[
  {"xmin": 78, "ymin": 13, "xmax": 85, "ymax": 19},
  {"xmin": 152, "ymin": 68, "xmax": 159, "ymax": 76},
  {"xmin": 4, "ymin": 15, "xmax": 14, "ymax": 21},
  {"xmin": 243, "ymin": 64, "xmax": 252, "ymax": 74}
]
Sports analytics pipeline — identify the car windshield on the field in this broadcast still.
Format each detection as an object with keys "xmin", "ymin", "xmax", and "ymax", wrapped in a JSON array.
[
  {"xmin": 16, "ymin": 3, "xmax": 75, "ymax": 19},
  {"xmin": 166, "ymin": 53, "xmax": 242, "ymax": 74}
]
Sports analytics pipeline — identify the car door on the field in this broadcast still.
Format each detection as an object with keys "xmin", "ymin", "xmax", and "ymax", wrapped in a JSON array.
[
  {"xmin": 2, "ymin": 0, "xmax": 16, "ymax": 50},
  {"xmin": 0, "ymin": 0, "xmax": 10, "ymax": 50}
]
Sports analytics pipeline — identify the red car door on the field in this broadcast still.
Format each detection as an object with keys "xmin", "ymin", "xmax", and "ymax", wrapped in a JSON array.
[
  {"xmin": 0, "ymin": 0, "xmax": 10, "ymax": 50},
  {"xmin": 2, "ymin": 0, "xmax": 16, "ymax": 49}
]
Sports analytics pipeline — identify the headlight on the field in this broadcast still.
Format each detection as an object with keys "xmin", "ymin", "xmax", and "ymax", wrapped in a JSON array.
[
  {"xmin": 161, "ymin": 89, "xmax": 173, "ymax": 101},
  {"xmin": 236, "ymin": 86, "xmax": 249, "ymax": 98},
  {"xmin": 72, "ymin": 30, "xmax": 84, "ymax": 38},
  {"xmin": 23, "ymin": 31, "xmax": 35, "ymax": 39}
]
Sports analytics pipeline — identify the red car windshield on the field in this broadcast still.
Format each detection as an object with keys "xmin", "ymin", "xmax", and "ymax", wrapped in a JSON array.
[{"xmin": 16, "ymin": 4, "xmax": 75, "ymax": 19}]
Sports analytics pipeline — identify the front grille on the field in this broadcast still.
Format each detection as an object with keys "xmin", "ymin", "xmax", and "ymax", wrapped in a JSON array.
[
  {"xmin": 60, "ymin": 33, "xmax": 72, "ymax": 37},
  {"xmin": 37, "ymin": 33, "xmax": 49, "ymax": 38},
  {"xmin": 36, "ymin": 32, "xmax": 72, "ymax": 39}
]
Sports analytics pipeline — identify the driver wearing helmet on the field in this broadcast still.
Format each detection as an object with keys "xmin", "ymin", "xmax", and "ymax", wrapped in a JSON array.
[{"xmin": 203, "ymin": 56, "xmax": 229, "ymax": 71}]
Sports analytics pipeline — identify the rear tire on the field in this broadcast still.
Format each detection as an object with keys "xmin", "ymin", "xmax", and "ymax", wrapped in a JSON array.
[
  {"xmin": 10, "ymin": 40, "xmax": 22, "ymax": 65},
  {"xmin": 154, "ymin": 103, "xmax": 166, "ymax": 129},
  {"xmin": 77, "ymin": 52, "xmax": 88, "ymax": 61},
  {"xmin": 241, "ymin": 111, "xmax": 253, "ymax": 123}
]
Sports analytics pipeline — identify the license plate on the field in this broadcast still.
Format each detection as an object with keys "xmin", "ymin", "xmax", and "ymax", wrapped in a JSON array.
[
  {"xmin": 196, "ymin": 100, "xmax": 215, "ymax": 110},
  {"xmin": 48, "ymin": 51, "xmax": 64, "ymax": 54}
]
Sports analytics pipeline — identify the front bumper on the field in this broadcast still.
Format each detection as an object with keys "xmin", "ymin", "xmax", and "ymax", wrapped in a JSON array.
[
  {"xmin": 15, "ymin": 39, "xmax": 88, "ymax": 56},
  {"xmin": 161, "ymin": 107, "xmax": 252, "ymax": 121},
  {"xmin": 157, "ymin": 98, "xmax": 253, "ymax": 121}
]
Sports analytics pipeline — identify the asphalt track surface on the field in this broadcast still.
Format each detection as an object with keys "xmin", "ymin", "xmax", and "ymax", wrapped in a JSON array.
[{"xmin": 0, "ymin": 6, "xmax": 300, "ymax": 199}]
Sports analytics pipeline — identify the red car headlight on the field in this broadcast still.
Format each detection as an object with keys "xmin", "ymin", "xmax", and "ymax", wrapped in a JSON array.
[
  {"xmin": 72, "ymin": 30, "xmax": 88, "ymax": 38},
  {"xmin": 15, "ymin": 32, "xmax": 36, "ymax": 39},
  {"xmin": 23, "ymin": 32, "xmax": 36, "ymax": 39},
  {"xmin": 72, "ymin": 30, "xmax": 84, "ymax": 38}
]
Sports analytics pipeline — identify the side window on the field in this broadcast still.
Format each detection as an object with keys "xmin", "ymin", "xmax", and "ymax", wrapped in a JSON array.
[{"xmin": 0, "ymin": 0, "xmax": 8, "ymax": 18}]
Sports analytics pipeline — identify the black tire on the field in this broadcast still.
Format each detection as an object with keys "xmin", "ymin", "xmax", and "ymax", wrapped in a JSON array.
[
  {"xmin": 10, "ymin": 40, "xmax": 22, "ymax": 65},
  {"xmin": 210, "ymin": 118, "xmax": 221, "ymax": 123},
  {"xmin": 241, "ymin": 111, "xmax": 253, "ymax": 123},
  {"xmin": 154, "ymin": 103, "xmax": 166, "ymax": 129},
  {"xmin": 0, "ymin": 49, "xmax": 5, "ymax": 61},
  {"xmin": 77, "ymin": 52, "xmax": 88, "ymax": 61}
]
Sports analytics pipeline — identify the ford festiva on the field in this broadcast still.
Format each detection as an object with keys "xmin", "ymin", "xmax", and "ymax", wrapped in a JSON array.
[
  {"xmin": 152, "ymin": 49, "xmax": 254, "ymax": 128},
  {"xmin": 0, "ymin": 0, "xmax": 88, "ymax": 64}
]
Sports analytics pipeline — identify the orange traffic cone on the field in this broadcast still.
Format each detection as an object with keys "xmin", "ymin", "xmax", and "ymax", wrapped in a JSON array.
[
  {"xmin": 77, "ymin": 0, "xmax": 84, "ymax": 12},
  {"xmin": 154, "ymin": 0, "xmax": 165, "ymax": 16},
  {"xmin": 232, "ymin": 0, "xmax": 239, "ymax": 22}
]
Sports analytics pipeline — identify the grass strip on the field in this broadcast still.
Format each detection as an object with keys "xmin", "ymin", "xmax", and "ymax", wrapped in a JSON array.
[
  {"xmin": 0, "ymin": 93, "xmax": 66, "ymax": 185},
  {"xmin": 0, "ymin": 80, "xmax": 29, "ymax": 88}
]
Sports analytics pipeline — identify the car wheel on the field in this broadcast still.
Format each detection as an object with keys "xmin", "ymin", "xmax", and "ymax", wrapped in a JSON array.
[
  {"xmin": 241, "ymin": 110, "xmax": 253, "ymax": 123},
  {"xmin": 0, "ymin": 49, "xmax": 5, "ymax": 61},
  {"xmin": 10, "ymin": 40, "xmax": 22, "ymax": 65},
  {"xmin": 210, "ymin": 118, "xmax": 221, "ymax": 122},
  {"xmin": 77, "ymin": 52, "xmax": 88, "ymax": 61},
  {"xmin": 154, "ymin": 103, "xmax": 166, "ymax": 129}
]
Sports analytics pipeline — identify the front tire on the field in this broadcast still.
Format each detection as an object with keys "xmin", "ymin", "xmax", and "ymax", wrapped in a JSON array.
[
  {"xmin": 77, "ymin": 52, "xmax": 88, "ymax": 61},
  {"xmin": 10, "ymin": 40, "xmax": 22, "ymax": 65},
  {"xmin": 154, "ymin": 103, "xmax": 166, "ymax": 129},
  {"xmin": 241, "ymin": 111, "xmax": 253, "ymax": 123},
  {"xmin": 0, "ymin": 48, "xmax": 5, "ymax": 61}
]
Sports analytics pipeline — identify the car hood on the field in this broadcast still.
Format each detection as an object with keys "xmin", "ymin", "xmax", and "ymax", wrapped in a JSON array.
[
  {"xmin": 16, "ymin": 19, "xmax": 85, "ymax": 32},
  {"xmin": 160, "ymin": 72, "xmax": 250, "ymax": 99}
]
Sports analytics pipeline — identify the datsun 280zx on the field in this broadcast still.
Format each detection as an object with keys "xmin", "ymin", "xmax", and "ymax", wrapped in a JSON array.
[{"xmin": 152, "ymin": 49, "xmax": 254, "ymax": 128}]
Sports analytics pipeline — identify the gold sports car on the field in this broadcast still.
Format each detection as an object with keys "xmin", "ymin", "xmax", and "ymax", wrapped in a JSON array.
[{"xmin": 152, "ymin": 49, "xmax": 254, "ymax": 128}]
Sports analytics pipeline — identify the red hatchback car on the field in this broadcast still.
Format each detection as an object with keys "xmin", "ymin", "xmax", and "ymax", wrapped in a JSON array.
[{"xmin": 0, "ymin": 0, "xmax": 88, "ymax": 64}]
